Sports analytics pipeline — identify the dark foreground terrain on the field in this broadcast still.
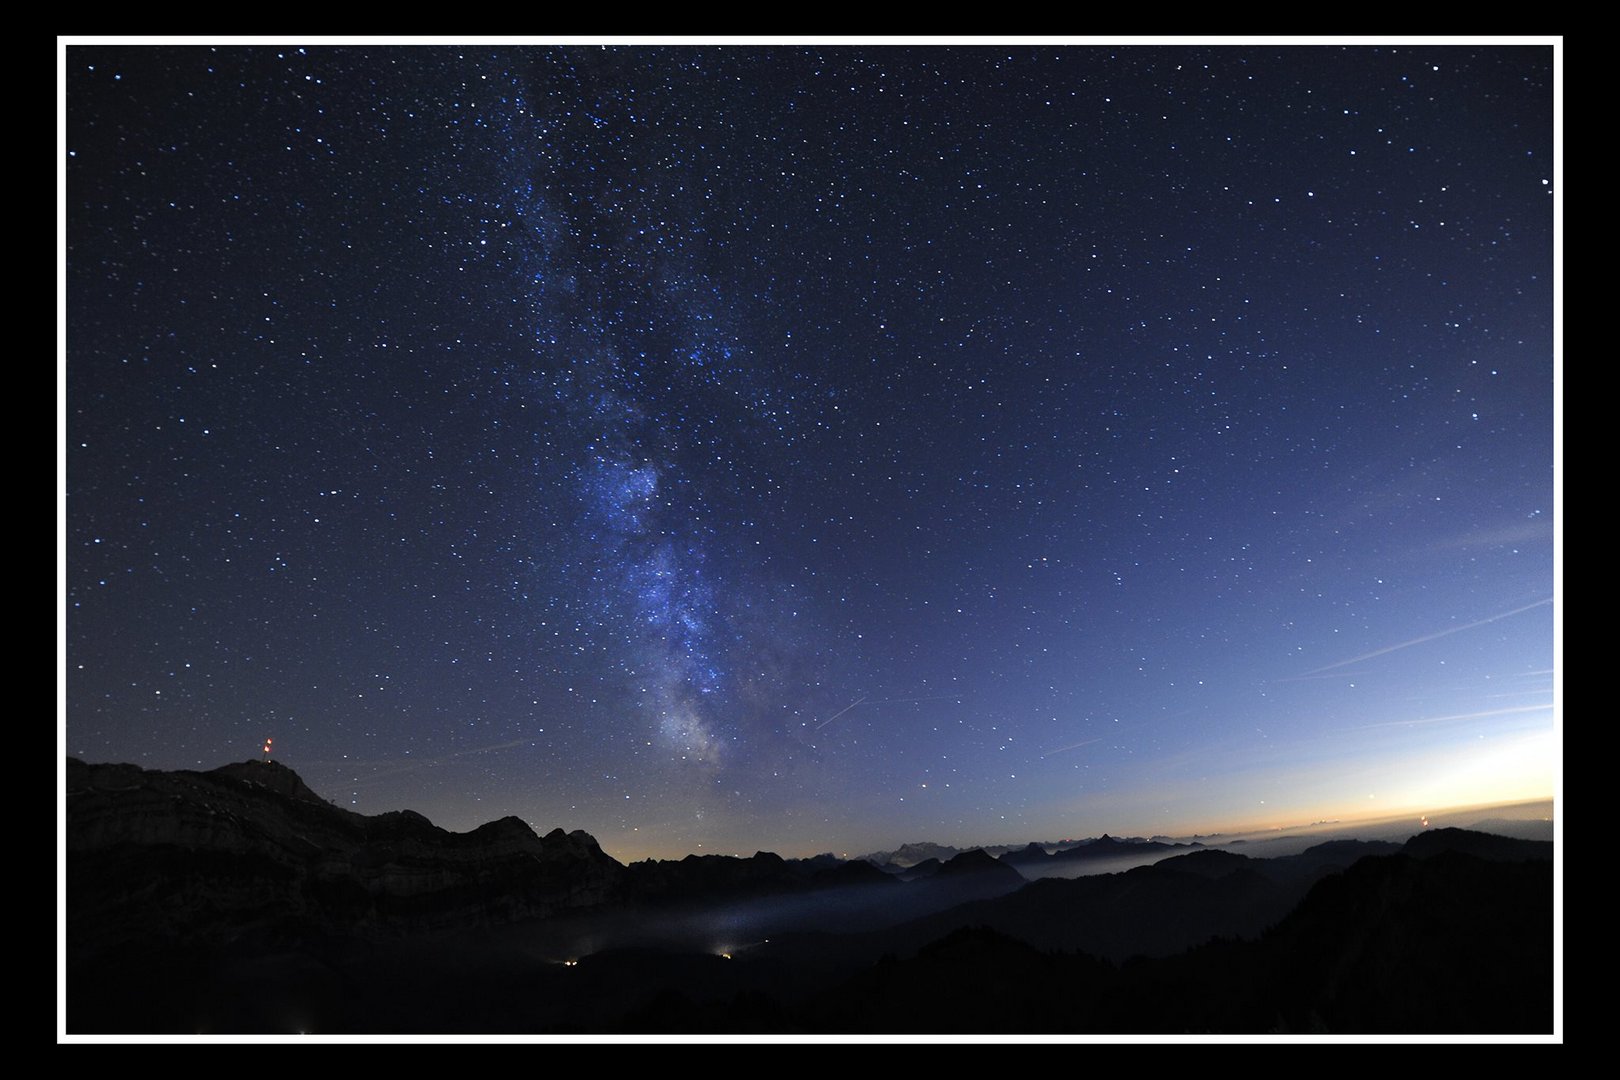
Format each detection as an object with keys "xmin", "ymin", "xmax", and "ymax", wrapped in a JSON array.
[{"xmin": 66, "ymin": 759, "xmax": 1553, "ymax": 1034}]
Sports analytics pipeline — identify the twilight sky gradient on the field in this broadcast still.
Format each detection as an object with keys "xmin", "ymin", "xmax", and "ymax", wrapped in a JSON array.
[{"xmin": 63, "ymin": 43, "xmax": 1558, "ymax": 861}]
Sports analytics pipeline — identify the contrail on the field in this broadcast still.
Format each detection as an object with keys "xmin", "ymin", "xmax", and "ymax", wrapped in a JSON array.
[
  {"xmin": 1356, "ymin": 702, "xmax": 1554, "ymax": 731},
  {"xmin": 1041, "ymin": 737, "xmax": 1102, "ymax": 758},
  {"xmin": 814, "ymin": 695, "xmax": 868, "ymax": 731},
  {"xmin": 1303, "ymin": 597, "xmax": 1552, "ymax": 675},
  {"xmin": 812, "ymin": 693, "xmax": 962, "ymax": 731}
]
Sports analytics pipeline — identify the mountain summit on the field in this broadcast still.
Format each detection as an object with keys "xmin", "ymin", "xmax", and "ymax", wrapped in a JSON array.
[{"xmin": 66, "ymin": 757, "xmax": 624, "ymax": 952}]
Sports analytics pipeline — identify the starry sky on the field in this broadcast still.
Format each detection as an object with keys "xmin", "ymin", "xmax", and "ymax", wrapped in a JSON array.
[{"xmin": 63, "ymin": 43, "xmax": 1558, "ymax": 861}]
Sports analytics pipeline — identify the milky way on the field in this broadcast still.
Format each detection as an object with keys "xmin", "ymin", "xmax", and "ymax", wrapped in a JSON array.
[
  {"xmin": 490, "ymin": 55, "xmax": 861, "ymax": 778},
  {"xmin": 66, "ymin": 44, "xmax": 1556, "ymax": 859}
]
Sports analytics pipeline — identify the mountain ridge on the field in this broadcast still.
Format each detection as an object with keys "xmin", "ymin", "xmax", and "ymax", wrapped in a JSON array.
[{"xmin": 64, "ymin": 757, "xmax": 1553, "ymax": 1034}]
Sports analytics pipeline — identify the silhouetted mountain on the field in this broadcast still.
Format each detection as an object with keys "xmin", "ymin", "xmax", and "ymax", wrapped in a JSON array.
[
  {"xmin": 1298, "ymin": 838, "xmax": 1404, "ymax": 862},
  {"xmin": 66, "ymin": 758, "xmax": 1553, "ymax": 1034},
  {"xmin": 797, "ymin": 853, "xmax": 844, "ymax": 873},
  {"xmin": 881, "ymin": 849, "xmax": 1027, "ymax": 911},
  {"xmin": 896, "ymin": 857, "xmax": 942, "ymax": 881},
  {"xmin": 865, "ymin": 834, "xmax": 1202, "ymax": 874},
  {"xmin": 694, "ymin": 848, "xmax": 1552, "ymax": 1034},
  {"xmin": 1403, "ymin": 827, "xmax": 1553, "ymax": 862},
  {"xmin": 67, "ymin": 757, "xmax": 625, "ymax": 955},
  {"xmin": 208, "ymin": 759, "xmax": 333, "ymax": 806},
  {"xmin": 997, "ymin": 842, "xmax": 1053, "ymax": 869},
  {"xmin": 1050, "ymin": 833, "xmax": 1181, "ymax": 861},
  {"xmin": 1465, "ymin": 817, "xmax": 1554, "ymax": 842},
  {"xmin": 624, "ymin": 851, "xmax": 791, "ymax": 903},
  {"xmin": 854, "ymin": 855, "xmax": 1298, "ymax": 965},
  {"xmin": 937, "ymin": 848, "xmax": 1015, "ymax": 878},
  {"xmin": 859, "ymin": 842, "xmax": 961, "ymax": 867},
  {"xmin": 592, "ymin": 846, "xmax": 1553, "ymax": 1035},
  {"xmin": 801, "ymin": 925, "xmax": 1114, "ymax": 1033},
  {"xmin": 1252, "ymin": 849, "xmax": 1552, "ymax": 1032},
  {"xmin": 809, "ymin": 859, "xmax": 896, "ymax": 889},
  {"xmin": 622, "ymin": 849, "xmax": 902, "ymax": 904},
  {"xmin": 1149, "ymin": 848, "xmax": 1256, "ymax": 878},
  {"xmin": 1231, "ymin": 839, "xmax": 1410, "ymax": 889}
]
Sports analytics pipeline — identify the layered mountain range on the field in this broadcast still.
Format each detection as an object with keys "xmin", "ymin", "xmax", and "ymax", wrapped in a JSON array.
[
  {"xmin": 64, "ymin": 758, "xmax": 1554, "ymax": 1034},
  {"xmin": 67, "ymin": 758, "xmax": 623, "ymax": 952}
]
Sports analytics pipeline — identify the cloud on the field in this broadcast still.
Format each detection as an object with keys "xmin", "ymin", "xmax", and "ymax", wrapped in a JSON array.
[
  {"xmin": 1355, "ymin": 702, "xmax": 1554, "ymax": 731},
  {"xmin": 1430, "ymin": 519, "xmax": 1553, "ymax": 551}
]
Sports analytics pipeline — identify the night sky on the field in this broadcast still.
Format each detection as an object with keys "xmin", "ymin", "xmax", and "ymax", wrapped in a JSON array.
[{"xmin": 64, "ymin": 43, "xmax": 1558, "ymax": 861}]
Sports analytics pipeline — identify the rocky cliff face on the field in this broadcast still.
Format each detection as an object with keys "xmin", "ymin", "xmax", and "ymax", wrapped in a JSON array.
[{"xmin": 67, "ymin": 758, "xmax": 625, "ymax": 954}]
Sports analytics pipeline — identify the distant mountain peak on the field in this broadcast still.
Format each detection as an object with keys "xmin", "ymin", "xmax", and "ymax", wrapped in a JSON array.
[
  {"xmin": 939, "ymin": 849, "xmax": 1015, "ymax": 877},
  {"xmin": 1403, "ymin": 827, "xmax": 1552, "ymax": 862},
  {"xmin": 208, "ymin": 758, "xmax": 331, "ymax": 805}
]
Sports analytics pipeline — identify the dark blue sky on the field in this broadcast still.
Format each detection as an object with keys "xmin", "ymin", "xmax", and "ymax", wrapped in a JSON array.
[{"xmin": 64, "ymin": 43, "xmax": 1557, "ymax": 859}]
